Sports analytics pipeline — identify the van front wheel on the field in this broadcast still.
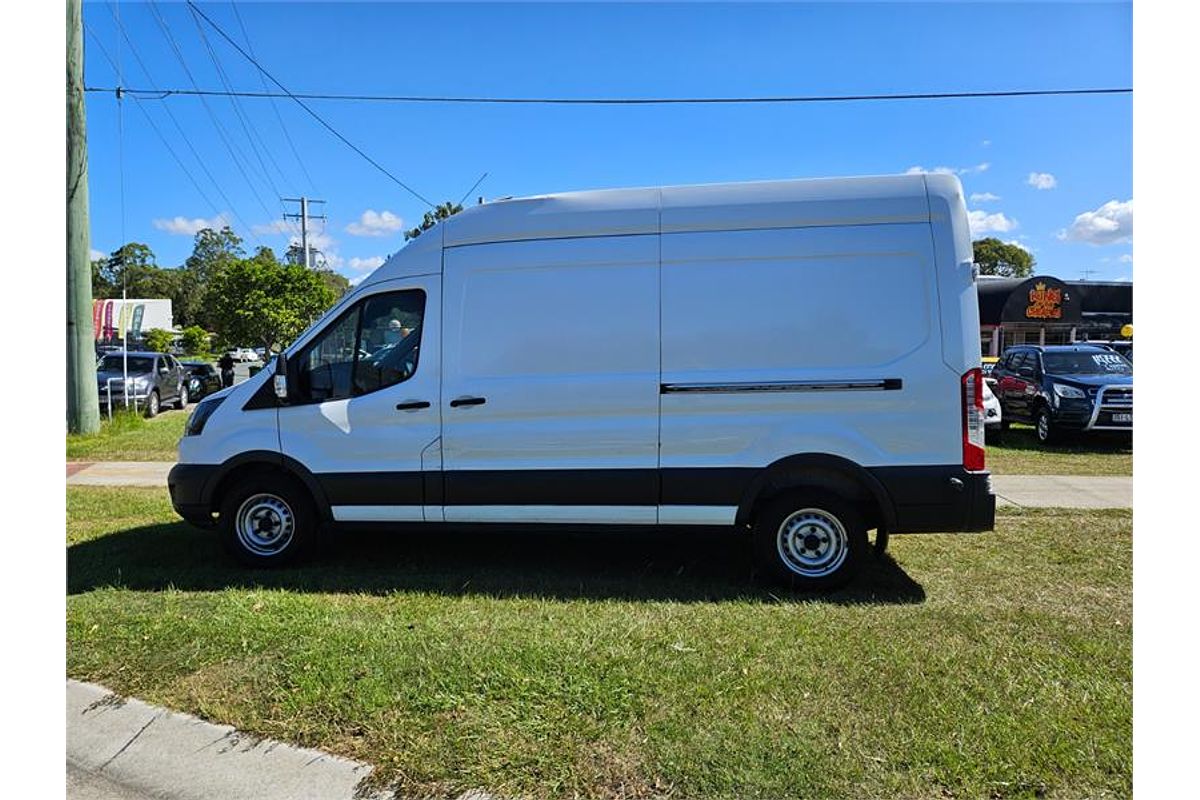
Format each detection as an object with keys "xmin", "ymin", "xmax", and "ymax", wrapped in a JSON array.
[
  {"xmin": 219, "ymin": 472, "xmax": 316, "ymax": 566},
  {"xmin": 753, "ymin": 492, "xmax": 868, "ymax": 591}
]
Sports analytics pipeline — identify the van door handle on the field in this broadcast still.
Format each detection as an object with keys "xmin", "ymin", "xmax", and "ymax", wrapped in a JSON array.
[
  {"xmin": 395, "ymin": 400, "xmax": 431, "ymax": 411},
  {"xmin": 449, "ymin": 396, "xmax": 486, "ymax": 407}
]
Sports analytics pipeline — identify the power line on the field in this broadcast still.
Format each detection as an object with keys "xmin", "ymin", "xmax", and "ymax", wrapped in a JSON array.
[
  {"xmin": 84, "ymin": 85, "xmax": 1133, "ymax": 105},
  {"xmin": 186, "ymin": 1, "xmax": 288, "ymax": 196},
  {"xmin": 230, "ymin": 0, "xmax": 319, "ymax": 197},
  {"xmin": 145, "ymin": 0, "xmax": 278, "ymax": 222},
  {"xmin": 84, "ymin": 21, "xmax": 230, "ymax": 232},
  {"xmin": 95, "ymin": 5, "xmax": 259, "ymax": 243},
  {"xmin": 185, "ymin": 0, "xmax": 434, "ymax": 208}
]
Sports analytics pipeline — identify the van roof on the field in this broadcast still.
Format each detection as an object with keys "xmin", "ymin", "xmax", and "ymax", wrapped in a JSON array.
[{"xmin": 441, "ymin": 173, "xmax": 941, "ymax": 248}]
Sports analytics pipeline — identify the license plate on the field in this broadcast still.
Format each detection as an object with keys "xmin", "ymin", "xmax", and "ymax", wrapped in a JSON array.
[{"xmin": 1112, "ymin": 413, "xmax": 1132, "ymax": 423}]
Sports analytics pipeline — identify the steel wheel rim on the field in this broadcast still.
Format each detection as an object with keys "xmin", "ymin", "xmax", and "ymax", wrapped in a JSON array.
[
  {"xmin": 180, "ymin": 385, "xmax": 188, "ymax": 405},
  {"xmin": 776, "ymin": 507, "xmax": 849, "ymax": 578},
  {"xmin": 1037, "ymin": 413, "xmax": 1049, "ymax": 441},
  {"xmin": 148, "ymin": 393, "xmax": 159, "ymax": 415},
  {"xmin": 235, "ymin": 493, "xmax": 295, "ymax": 557}
]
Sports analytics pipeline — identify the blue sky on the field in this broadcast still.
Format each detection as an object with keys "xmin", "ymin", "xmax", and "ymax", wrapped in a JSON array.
[{"xmin": 81, "ymin": 1, "xmax": 1132, "ymax": 283}]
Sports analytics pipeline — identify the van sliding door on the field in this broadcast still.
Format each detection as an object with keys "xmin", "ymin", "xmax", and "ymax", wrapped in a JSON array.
[{"xmin": 440, "ymin": 235, "xmax": 660, "ymax": 524}]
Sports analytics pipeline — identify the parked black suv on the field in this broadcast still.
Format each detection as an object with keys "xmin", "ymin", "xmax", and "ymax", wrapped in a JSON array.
[{"xmin": 992, "ymin": 345, "xmax": 1132, "ymax": 444}]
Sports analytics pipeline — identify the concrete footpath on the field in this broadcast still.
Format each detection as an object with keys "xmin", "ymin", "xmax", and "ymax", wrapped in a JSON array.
[
  {"xmin": 67, "ymin": 461, "xmax": 1133, "ymax": 509},
  {"xmin": 67, "ymin": 679, "xmax": 396, "ymax": 800}
]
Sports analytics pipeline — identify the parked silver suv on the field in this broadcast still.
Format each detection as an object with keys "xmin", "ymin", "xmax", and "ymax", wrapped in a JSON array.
[{"xmin": 96, "ymin": 351, "xmax": 188, "ymax": 417}]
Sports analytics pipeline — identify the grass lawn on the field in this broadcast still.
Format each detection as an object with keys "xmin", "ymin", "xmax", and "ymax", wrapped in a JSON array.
[
  {"xmin": 67, "ymin": 487, "xmax": 1130, "ymax": 799},
  {"xmin": 987, "ymin": 423, "xmax": 1132, "ymax": 476},
  {"xmin": 66, "ymin": 410, "xmax": 187, "ymax": 462}
]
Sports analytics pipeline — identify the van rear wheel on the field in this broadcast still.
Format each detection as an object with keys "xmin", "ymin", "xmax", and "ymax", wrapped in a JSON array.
[
  {"xmin": 752, "ymin": 491, "xmax": 867, "ymax": 591},
  {"xmin": 219, "ymin": 472, "xmax": 316, "ymax": 566}
]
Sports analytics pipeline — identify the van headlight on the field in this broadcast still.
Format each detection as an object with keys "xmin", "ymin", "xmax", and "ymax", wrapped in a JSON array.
[
  {"xmin": 185, "ymin": 396, "xmax": 225, "ymax": 436},
  {"xmin": 1052, "ymin": 383, "xmax": 1086, "ymax": 399}
]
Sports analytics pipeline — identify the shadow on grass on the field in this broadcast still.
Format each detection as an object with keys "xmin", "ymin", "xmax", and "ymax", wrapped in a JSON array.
[
  {"xmin": 68, "ymin": 521, "xmax": 925, "ymax": 605},
  {"xmin": 988, "ymin": 423, "xmax": 1133, "ymax": 455}
]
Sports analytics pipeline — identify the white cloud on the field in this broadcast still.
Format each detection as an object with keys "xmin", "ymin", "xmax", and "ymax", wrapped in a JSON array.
[
  {"xmin": 968, "ymin": 209, "xmax": 1018, "ymax": 236},
  {"xmin": 970, "ymin": 192, "xmax": 1000, "ymax": 203},
  {"xmin": 981, "ymin": 139, "xmax": 992, "ymax": 147},
  {"xmin": 1027, "ymin": 172, "xmax": 1057, "ymax": 190},
  {"xmin": 252, "ymin": 219, "xmax": 293, "ymax": 236},
  {"xmin": 348, "ymin": 274, "xmax": 367, "ymax": 287},
  {"xmin": 89, "ymin": 248, "xmax": 106, "ymax": 261},
  {"xmin": 347, "ymin": 256, "xmax": 386, "ymax": 273},
  {"xmin": 906, "ymin": 162, "xmax": 989, "ymax": 176},
  {"xmin": 1059, "ymin": 199, "xmax": 1133, "ymax": 245},
  {"xmin": 1004, "ymin": 239, "xmax": 1032, "ymax": 253},
  {"xmin": 345, "ymin": 209, "xmax": 405, "ymax": 237},
  {"xmin": 1118, "ymin": 254, "xmax": 1133, "ymax": 263},
  {"xmin": 152, "ymin": 213, "xmax": 229, "ymax": 236}
]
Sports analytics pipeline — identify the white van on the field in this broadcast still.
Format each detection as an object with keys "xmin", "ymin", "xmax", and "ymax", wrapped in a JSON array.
[{"xmin": 169, "ymin": 174, "xmax": 995, "ymax": 589}]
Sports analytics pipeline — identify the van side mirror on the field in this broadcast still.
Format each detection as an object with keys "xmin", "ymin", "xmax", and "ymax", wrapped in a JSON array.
[
  {"xmin": 273, "ymin": 353, "xmax": 288, "ymax": 401},
  {"xmin": 1018, "ymin": 366, "xmax": 1035, "ymax": 379}
]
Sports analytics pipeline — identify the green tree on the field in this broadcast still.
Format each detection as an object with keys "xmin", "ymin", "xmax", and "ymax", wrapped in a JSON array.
[
  {"xmin": 95, "ymin": 242, "xmax": 156, "ymax": 296},
  {"xmin": 180, "ymin": 325, "xmax": 210, "ymax": 356},
  {"xmin": 143, "ymin": 328, "xmax": 173, "ymax": 353},
  {"xmin": 180, "ymin": 227, "xmax": 245, "ymax": 328},
  {"xmin": 404, "ymin": 201, "xmax": 463, "ymax": 241},
  {"xmin": 317, "ymin": 268, "xmax": 351, "ymax": 299},
  {"xmin": 973, "ymin": 238, "xmax": 1036, "ymax": 278},
  {"xmin": 206, "ymin": 249, "xmax": 337, "ymax": 351}
]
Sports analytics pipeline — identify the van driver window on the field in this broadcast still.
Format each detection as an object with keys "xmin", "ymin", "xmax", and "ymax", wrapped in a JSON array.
[
  {"xmin": 299, "ymin": 307, "xmax": 360, "ymax": 402},
  {"xmin": 354, "ymin": 291, "xmax": 425, "ymax": 394},
  {"xmin": 295, "ymin": 289, "xmax": 425, "ymax": 403}
]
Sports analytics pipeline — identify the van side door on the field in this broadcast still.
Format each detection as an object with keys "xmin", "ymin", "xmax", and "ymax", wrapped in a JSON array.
[
  {"xmin": 439, "ymin": 235, "xmax": 660, "ymax": 524},
  {"xmin": 277, "ymin": 277, "xmax": 442, "ymax": 522}
]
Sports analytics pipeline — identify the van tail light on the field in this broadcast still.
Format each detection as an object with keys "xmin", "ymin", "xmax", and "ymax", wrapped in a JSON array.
[{"xmin": 962, "ymin": 368, "xmax": 986, "ymax": 472}]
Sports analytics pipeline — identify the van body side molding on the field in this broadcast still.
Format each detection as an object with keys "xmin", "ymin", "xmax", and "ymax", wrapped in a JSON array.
[{"xmin": 661, "ymin": 378, "xmax": 902, "ymax": 394}]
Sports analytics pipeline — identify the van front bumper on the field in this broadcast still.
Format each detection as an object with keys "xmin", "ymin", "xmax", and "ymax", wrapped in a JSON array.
[
  {"xmin": 869, "ymin": 466, "xmax": 995, "ymax": 533},
  {"xmin": 167, "ymin": 463, "xmax": 219, "ymax": 528}
]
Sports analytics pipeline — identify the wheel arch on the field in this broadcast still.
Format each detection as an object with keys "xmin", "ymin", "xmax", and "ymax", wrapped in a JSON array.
[
  {"xmin": 205, "ymin": 451, "xmax": 333, "ymax": 523},
  {"xmin": 735, "ymin": 453, "xmax": 896, "ymax": 532}
]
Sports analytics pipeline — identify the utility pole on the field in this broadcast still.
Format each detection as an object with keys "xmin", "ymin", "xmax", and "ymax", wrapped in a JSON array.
[
  {"xmin": 283, "ymin": 197, "xmax": 326, "ymax": 269},
  {"xmin": 1080, "ymin": 267, "xmax": 1098, "ymax": 281},
  {"xmin": 67, "ymin": 0, "xmax": 100, "ymax": 433}
]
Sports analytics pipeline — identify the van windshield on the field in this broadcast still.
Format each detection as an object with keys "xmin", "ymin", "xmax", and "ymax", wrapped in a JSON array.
[{"xmin": 1042, "ymin": 351, "xmax": 1132, "ymax": 375}]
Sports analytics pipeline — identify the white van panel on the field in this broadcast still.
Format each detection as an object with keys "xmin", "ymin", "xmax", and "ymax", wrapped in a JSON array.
[
  {"xmin": 661, "ymin": 174, "xmax": 929, "ymax": 234},
  {"xmin": 924, "ymin": 173, "xmax": 982, "ymax": 373},
  {"xmin": 660, "ymin": 222, "xmax": 960, "ymax": 468},
  {"xmin": 662, "ymin": 225, "xmax": 933, "ymax": 375},
  {"xmin": 442, "ymin": 235, "xmax": 659, "ymax": 474}
]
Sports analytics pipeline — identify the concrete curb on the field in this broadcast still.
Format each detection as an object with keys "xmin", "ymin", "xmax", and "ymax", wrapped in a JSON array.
[
  {"xmin": 991, "ymin": 474, "xmax": 1131, "ymax": 509},
  {"xmin": 67, "ymin": 461, "xmax": 172, "ymax": 488},
  {"xmin": 67, "ymin": 679, "xmax": 394, "ymax": 800}
]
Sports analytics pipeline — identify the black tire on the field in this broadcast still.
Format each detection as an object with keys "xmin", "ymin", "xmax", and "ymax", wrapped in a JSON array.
[
  {"xmin": 219, "ymin": 471, "xmax": 317, "ymax": 567},
  {"xmin": 1034, "ymin": 406, "xmax": 1058, "ymax": 445},
  {"xmin": 176, "ymin": 384, "xmax": 189, "ymax": 410},
  {"xmin": 144, "ymin": 390, "xmax": 160, "ymax": 418},
  {"xmin": 752, "ymin": 491, "xmax": 869, "ymax": 591}
]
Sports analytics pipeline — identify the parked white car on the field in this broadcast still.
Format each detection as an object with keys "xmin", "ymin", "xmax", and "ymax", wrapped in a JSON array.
[
  {"xmin": 983, "ymin": 378, "xmax": 1002, "ymax": 433},
  {"xmin": 171, "ymin": 173, "xmax": 996, "ymax": 590},
  {"xmin": 226, "ymin": 347, "xmax": 258, "ymax": 363}
]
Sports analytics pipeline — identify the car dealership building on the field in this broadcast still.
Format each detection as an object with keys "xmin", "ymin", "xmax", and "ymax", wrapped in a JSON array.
[{"xmin": 977, "ymin": 275, "xmax": 1132, "ymax": 356}]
